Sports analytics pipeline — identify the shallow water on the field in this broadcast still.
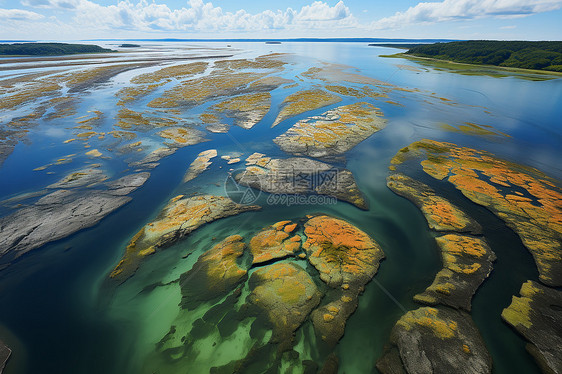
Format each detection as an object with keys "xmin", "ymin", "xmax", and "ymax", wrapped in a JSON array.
[{"xmin": 0, "ymin": 41, "xmax": 560, "ymax": 374}]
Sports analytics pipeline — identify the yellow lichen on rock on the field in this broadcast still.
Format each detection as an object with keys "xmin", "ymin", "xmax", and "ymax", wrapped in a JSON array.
[
  {"xmin": 274, "ymin": 102, "xmax": 386, "ymax": 158},
  {"xmin": 271, "ymin": 89, "xmax": 342, "ymax": 127},
  {"xmin": 396, "ymin": 307, "xmax": 458, "ymax": 339},
  {"xmin": 391, "ymin": 139, "xmax": 562, "ymax": 286},
  {"xmin": 249, "ymin": 221, "xmax": 301, "ymax": 264},
  {"xmin": 109, "ymin": 195, "xmax": 260, "ymax": 283}
]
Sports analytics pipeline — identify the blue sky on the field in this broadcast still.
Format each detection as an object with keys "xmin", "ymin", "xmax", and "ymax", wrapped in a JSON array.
[{"xmin": 1, "ymin": 0, "xmax": 561, "ymax": 40}]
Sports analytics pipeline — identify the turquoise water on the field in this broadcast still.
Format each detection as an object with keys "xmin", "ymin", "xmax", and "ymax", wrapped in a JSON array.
[{"xmin": 0, "ymin": 42, "xmax": 560, "ymax": 373}]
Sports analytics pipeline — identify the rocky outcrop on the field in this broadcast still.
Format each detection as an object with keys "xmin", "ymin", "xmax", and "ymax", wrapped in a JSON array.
[
  {"xmin": 212, "ymin": 92, "xmax": 271, "ymax": 129},
  {"xmin": 0, "ymin": 340, "xmax": 10, "ymax": 374},
  {"xmin": 390, "ymin": 139, "xmax": 562, "ymax": 287},
  {"xmin": 183, "ymin": 149, "xmax": 217, "ymax": 183},
  {"xmin": 247, "ymin": 263, "xmax": 322, "ymax": 349},
  {"xmin": 110, "ymin": 195, "xmax": 260, "ymax": 283},
  {"xmin": 0, "ymin": 171, "xmax": 150, "ymax": 261},
  {"xmin": 0, "ymin": 186, "xmax": 140, "ymax": 260},
  {"xmin": 303, "ymin": 215, "xmax": 385, "ymax": 346},
  {"xmin": 274, "ymin": 102, "xmax": 386, "ymax": 159},
  {"xmin": 180, "ymin": 235, "xmax": 248, "ymax": 310},
  {"xmin": 377, "ymin": 307, "xmax": 492, "ymax": 374},
  {"xmin": 235, "ymin": 153, "xmax": 368, "ymax": 209},
  {"xmin": 271, "ymin": 89, "xmax": 342, "ymax": 127},
  {"xmin": 249, "ymin": 220, "xmax": 301, "ymax": 264},
  {"xmin": 47, "ymin": 167, "xmax": 107, "ymax": 189},
  {"xmin": 387, "ymin": 173, "xmax": 481, "ymax": 234},
  {"xmin": 502, "ymin": 281, "xmax": 562, "ymax": 373},
  {"xmin": 414, "ymin": 234, "xmax": 496, "ymax": 311}
]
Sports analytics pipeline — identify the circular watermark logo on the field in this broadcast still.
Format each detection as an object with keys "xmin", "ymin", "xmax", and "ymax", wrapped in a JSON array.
[{"xmin": 224, "ymin": 169, "xmax": 261, "ymax": 205}]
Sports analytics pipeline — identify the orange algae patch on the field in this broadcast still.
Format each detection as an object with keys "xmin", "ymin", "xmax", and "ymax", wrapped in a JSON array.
[
  {"xmin": 249, "ymin": 221, "xmax": 301, "ymax": 264},
  {"xmin": 386, "ymin": 173, "xmax": 481, "ymax": 233},
  {"xmin": 392, "ymin": 139, "xmax": 562, "ymax": 286},
  {"xmin": 303, "ymin": 215, "xmax": 384, "ymax": 287}
]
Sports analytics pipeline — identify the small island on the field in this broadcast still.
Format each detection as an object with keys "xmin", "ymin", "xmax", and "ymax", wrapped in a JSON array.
[
  {"xmin": 119, "ymin": 44, "xmax": 140, "ymax": 48},
  {"xmin": 380, "ymin": 40, "xmax": 562, "ymax": 72},
  {"xmin": 0, "ymin": 42, "xmax": 114, "ymax": 56}
]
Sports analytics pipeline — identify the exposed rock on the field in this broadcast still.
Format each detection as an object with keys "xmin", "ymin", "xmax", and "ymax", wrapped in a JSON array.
[
  {"xmin": 390, "ymin": 139, "xmax": 562, "ymax": 286},
  {"xmin": 85, "ymin": 148, "xmax": 102, "ymax": 157},
  {"xmin": 247, "ymin": 263, "xmax": 322, "ymax": 349},
  {"xmin": 47, "ymin": 167, "xmax": 107, "ymax": 189},
  {"xmin": 235, "ymin": 153, "xmax": 368, "ymax": 209},
  {"xmin": 414, "ymin": 234, "xmax": 496, "ymax": 311},
  {"xmin": 249, "ymin": 220, "xmax": 301, "ymax": 264},
  {"xmin": 212, "ymin": 92, "xmax": 271, "ymax": 129},
  {"xmin": 0, "ymin": 190, "xmax": 131, "ymax": 259},
  {"xmin": 502, "ymin": 281, "xmax": 562, "ymax": 373},
  {"xmin": 274, "ymin": 102, "xmax": 386, "ymax": 159},
  {"xmin": 180, "ymin": 235, "xmax": 248, "ymax": 310},
  {"xmin": 105, "ymin": 172, "xmax": 150, "ymax": 196},
  {"xmin": 0, "ymin": 340, "xmax": 10, "ymax": 374},
  {"xmin": 387, "ymin": 173, "xmax": 481, "ymax": 234},
  {"xmin": 159, "ymin": 126, "xmax": 207, "ymax": 146},
  {"xmin": 303, "ymin": 215, "xmax": 384, "ymax": 288},
  {"xmin": 110, "ymin": 195, "xmax": 260, "ymax": 283},
  {"xmin": 377, "ymin": 307, "xmax": 492, "ymax": 374},
  {"xmin": 183, "ymin": 149, "xmax": 217, "ymax": 183},
  {"xmin": 271, "ymin": 89, "xmax": 342, "ymax": 127},
  {"xmin": 303, "ymin": 215, "xmax": 384, "ymax": 345},
  {"xmin": 205, "ymin": 123, "xmax": 230, "ymax": 133},
  {"xmin": 129, "ymin": 146, "xmax": 176, "ymax": 168}
]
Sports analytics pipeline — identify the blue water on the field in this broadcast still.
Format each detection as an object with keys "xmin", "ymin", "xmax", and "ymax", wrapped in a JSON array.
[{"xmin": 0, "ymin": 41, "xmax": 560, "ymax": 374}]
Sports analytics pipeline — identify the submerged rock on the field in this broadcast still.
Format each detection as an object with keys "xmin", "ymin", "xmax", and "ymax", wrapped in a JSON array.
[
  {"xmin": 247, "ymin": 262, "xmax": 322, "ymax": 349},
  {"xmin": 389, "ymin": 139, "xmax": 562, "ymax": 286},
  {"xmin": 110, "ymin": 195, "xmax": 260, "ymax": 283},
  {"xmin": 414, "ymin": 234, "xmax": 496, "ymax": 311},
  {"xmin": 180, "ymin": 235, "xmax": 248, "ymax": 310},
  {"xmin": 0, "ymin": 340, "xmax": 10, "ymax": 374},
  {"xmin": 387, "ymin": 173, "xmax": 482, "ymax": 234},
  {"xmin": 235, "ymin": 153, "xmax": 368, "ymax": 209},
  {"xmin": 377, "ymin": 307, "xmax": 492, "ymax": 374},
  {"xmin": 249, "ymin": 220, "xmax": 301, "ymax": 264},
  {"xmin": 502, "ymin": 281, "xmax": 562, "ymax": 373},
  {"xmin": 274, "ymin": 102, "xmax": 386, "ymax": 159},
  {"xmin": 303, "ymin": 215, "xmax": 384, "ymax": 345}
]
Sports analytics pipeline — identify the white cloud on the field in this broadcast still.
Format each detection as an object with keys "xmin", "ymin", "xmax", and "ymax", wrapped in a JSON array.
[
  {"xmin": 0, "ymin": 8, "xmax": 44, "ymax": 20},
  {"xmin": 500, "ymin": 25, "xmax": 517, "ymax": 29},
  {"xmin": 298, "ymin": 1, "xmax": 350, "ymax": 21},
  {"xmin": 370, "ymin": 0, "xmax": 562, "ymax": 29},
  {"xmin": 16, "ymin": 0, "xmax": 356, "ymax": 33}
]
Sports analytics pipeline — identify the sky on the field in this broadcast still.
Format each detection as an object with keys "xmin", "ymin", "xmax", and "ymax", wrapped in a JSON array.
[{"xmin": 0, "ymin": 0, "xmax": 561, "ymax": 41}]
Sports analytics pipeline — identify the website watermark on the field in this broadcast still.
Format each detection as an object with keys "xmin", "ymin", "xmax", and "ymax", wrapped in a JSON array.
[
  {"xmin": 224, "ymin": 167, "xmax": 341, "ymax": 206},
  {"xmin": 266, "ymin": 193, "xmax": 337, "ymax": 206}
]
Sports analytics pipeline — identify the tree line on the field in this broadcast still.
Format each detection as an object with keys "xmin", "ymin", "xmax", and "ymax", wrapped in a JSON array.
[{"xmin": 405, "ymin": 41, "xmax": 562, "ymax": 72}]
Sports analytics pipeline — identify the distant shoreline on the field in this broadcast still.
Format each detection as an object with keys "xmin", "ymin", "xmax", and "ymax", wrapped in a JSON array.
[{"xmin": 382, "ymin": 52, "xmax": 562, "ymax": 78}]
